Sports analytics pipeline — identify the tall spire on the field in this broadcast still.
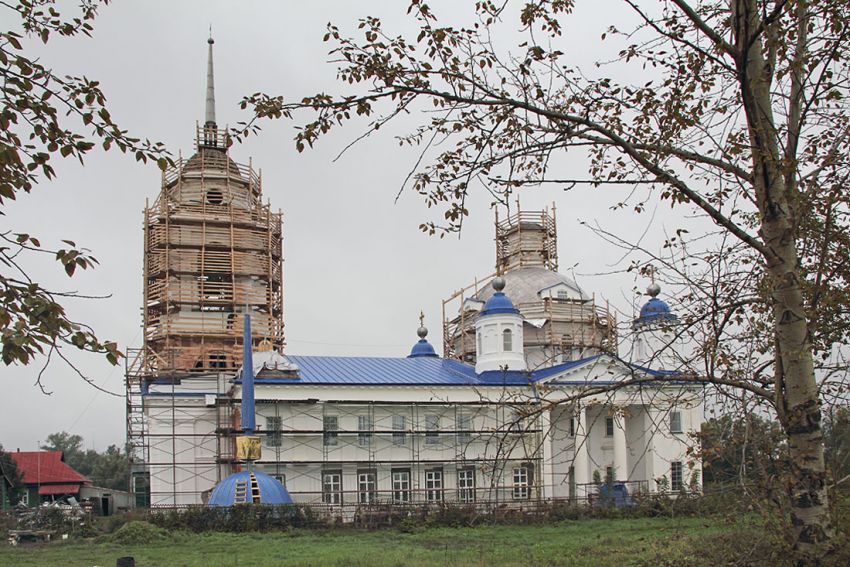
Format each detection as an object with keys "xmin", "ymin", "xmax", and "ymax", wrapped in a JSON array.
[{"xmin": 205, "ymin": 34, "xmax": 216, "ymax": 127}]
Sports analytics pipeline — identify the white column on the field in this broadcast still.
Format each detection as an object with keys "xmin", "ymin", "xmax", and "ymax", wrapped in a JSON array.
[
  {"xmin": 644, "ymin": 407, "xmax": 656, "ymax": 491},
  {"xmin": 540, "ymin": 409, "xmax": 553, "ymax": 499},
  {"xmin": 612, "ymin": 408, "xmax": 628, "ymax": 482},
  {"xmin": 573, "ymin": 407, "xmax": 589, "ymax": 499}
]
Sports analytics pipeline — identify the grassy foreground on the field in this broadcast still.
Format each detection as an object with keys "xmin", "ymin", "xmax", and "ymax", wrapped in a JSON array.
[{"xmin": 0, "ymin": 515, "xmax": 758, "ymax": 567}]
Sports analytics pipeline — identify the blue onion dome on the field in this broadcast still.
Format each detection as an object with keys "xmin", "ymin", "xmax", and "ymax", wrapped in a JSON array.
[
  {"xmin": 480, "ymin": 277, "xmax": 520, "ymax": 316},
  {"xmin": 635, "ymin": 283, "xmax": 678, "ymax": 325},
  {"xmin": 208, "ymin": 470, "xmax": 293, "ymax": 506},
  {"xmin": 409, "ymin": 325, "xmax": 438, "ymax": 358}
]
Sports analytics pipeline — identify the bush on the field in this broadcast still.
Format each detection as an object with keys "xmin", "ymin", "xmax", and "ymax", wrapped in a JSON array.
[
  {"xmin": 107, "ymin": 521, "xmax": 172, "ymax": 545},
  {"xmin": 147, "ymin": 504, "xmax": 322, "ymax": 533}
]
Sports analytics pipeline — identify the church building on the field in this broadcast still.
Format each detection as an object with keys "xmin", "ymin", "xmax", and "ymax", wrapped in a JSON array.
[{"xmin": 126, "ymin": 39, "xmax": 702, "ymax": 509}]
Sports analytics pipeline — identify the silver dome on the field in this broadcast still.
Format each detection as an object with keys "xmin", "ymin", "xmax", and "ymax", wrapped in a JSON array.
[{"xmin": 475, "ymin": 266, "xmax": 589, "ymax": 304}]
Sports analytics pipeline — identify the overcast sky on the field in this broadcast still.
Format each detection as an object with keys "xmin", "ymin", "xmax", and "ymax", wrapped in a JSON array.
[{"xmin": 1, "ymin": 1, "xmax": 698, "ymax": 452}]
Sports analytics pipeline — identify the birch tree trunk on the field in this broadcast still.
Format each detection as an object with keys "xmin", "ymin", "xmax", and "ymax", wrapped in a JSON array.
[{"xmin": 734, "ymin": 0, "xmax": 834, "ymax": 560}]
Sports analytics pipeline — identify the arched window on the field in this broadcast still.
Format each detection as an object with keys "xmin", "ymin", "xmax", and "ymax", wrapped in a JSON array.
[{"xmin": 503, "ymin": 328, "xmax": 512, "ymax": 351}]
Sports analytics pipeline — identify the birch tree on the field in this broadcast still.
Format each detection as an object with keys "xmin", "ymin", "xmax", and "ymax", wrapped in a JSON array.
[{"xmin": 239, "ymin": 0, "xmax": 847, "ymax": 560}]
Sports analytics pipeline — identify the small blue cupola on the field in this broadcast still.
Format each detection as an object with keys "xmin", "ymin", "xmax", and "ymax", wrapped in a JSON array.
[
  {"xmin": 479, "ymin": 278, "xmax": 521, "ymax": 316},
  {"xmin": 634, "ymin": 282, "xmax": 678, "ymax": 327},
  {"xmin": 632, "ymin": 281, "xmax": 682, "ymax": 369},
  {"xmin": 409, "ymin": 317, "xmax": 439, "ymax": 358},
  {"xmin": 475, "ymin": 277, "xmax": 526, "ymax": 373}
]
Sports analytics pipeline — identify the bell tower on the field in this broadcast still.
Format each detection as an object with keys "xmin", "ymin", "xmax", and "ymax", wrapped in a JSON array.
[{"xmin": 140, "ymin": 37, "xmax": 284, "ymax": 374}]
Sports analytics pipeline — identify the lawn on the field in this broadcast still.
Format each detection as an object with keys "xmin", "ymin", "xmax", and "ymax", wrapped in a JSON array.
[{"xmin": 0, "ymin": 515, "xmax": 753, "ymax": 567}]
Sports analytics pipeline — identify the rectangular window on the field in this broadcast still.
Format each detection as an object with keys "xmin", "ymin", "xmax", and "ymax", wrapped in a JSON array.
[
  {"xmin": 557, "ymin": 290, "xmax": 569, "ymax": 300},
  {"xmin": 358, "ymin": 415, "xmax": 373, "ymax": 447},
  {"xmin": 670, "ymin": 410, "xmax": 683, "ymax": 434},
  {"xmin": 569, "ymin": 417, "xmax": 575, "ymax": 437},
  {"xmin": 425, "ymin": 469, "xmax": 443, "ymax": 502},
  {"xmin": 323, "ymin": 415, "xmax": 339, "ymax": 447},
  {"xmin": 503, "ymin": 328, "xmax": 513, "ymax": 350},
  {"xmin": 392, "ymin": 414, "xmax": 406, "ymax": 446},
  {"xmin": 513, "ymin": 466, "xmax": 529, "ymax": 500},
  {"xmin": 266, "ymin": 416, "xmax": 282, "ymax": 448},
  {"xmin": 322, "ymin": 470, "xmax": 342, "ymax": 505},
  {"xmin": 425, "ymin": 415, "xmax": 440, "ymax": 445},
  {"xmin": 457, "ymin": 413, "xmax": 471, "ymax": 445},
  {"xmin": 605, "ymin": 416, "xmax": 614, "ymax": 437},
  {"xmin": 392, "ymin": 469, "xmax": 411, "ymax": 504},
  {"xmin": 457, "ymin": 469, "xmax": 476, "ymax": 503},
  {"xmin": 605, "ymin": 466, "xmax": 615, "ymax": 484},
  {"xmin": 357, "ymin": 470, "xmax": 377, "ymax": 504},
  {"xmin": 671, "ymin": 461, "xmax": 684, "ymax": 492}
]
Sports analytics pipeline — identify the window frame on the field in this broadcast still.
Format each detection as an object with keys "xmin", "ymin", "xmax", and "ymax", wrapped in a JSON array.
[
  {"xmin": 512, "ymin": 466, "xmax": 530, "ymax": 500},
  {"xmin": 605, "ymin": 416, "xmax": 614, "ymax": 437},
  {"xmin": 425, "ymin": 468, "xmax": 444, "ymax": 503},
  {"xmin": 425, "ymin": 414, "xmax": 440, "ymax": 445},
  {"xmin": 391, "ymin": 469, "xmax": 411, "ymax": 504},
  {"xmin": 323, "ymin": 415, "xmax": 339, "ymax": 447},
  {"xmin": 456, "ymin": 412, "xmax": 472, "ymax": 445},
  {"xmin": 358, "ymin": 414, "xmax": 373, "ymax": 447},
  {"xmin": 357, "ymin": 469, "xmax": 377, "ymax": 505},
  {"xmin": 392, "ymin": 414, "xmax": 406, "ymax": 446},
  {"xmin": 266, "ymin": 415, "xmax": 282, "ymax": 448},
  {"xmin": 671, "ymin": 461, "xmax": 684, "ymax": 492},
  {"xmin": 322, "ymin": 470, "xmax": 343, "ymax": 505},
  {"xmin": 669, "ymin": 410, "xmax": 683, "ymax": 434},
  {"xmin": 502, "ymin": 328, "xmax": 513, "ymax": 351},
  {"xmin": 457, "ymin": 468, "xmax": 476, "ymax": 503}
]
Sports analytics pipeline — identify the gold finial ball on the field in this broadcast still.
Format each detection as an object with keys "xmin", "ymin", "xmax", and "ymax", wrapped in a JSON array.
[{"xmin": 257, "ymin": 339, "xmax": 273, "ymax": 352}]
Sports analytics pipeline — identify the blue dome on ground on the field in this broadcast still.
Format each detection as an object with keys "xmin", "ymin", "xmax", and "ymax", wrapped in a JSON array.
[
  {"xmin": 208, "ymin": 470, "xmax": 293, "ymax": 506},
  {"xmin": 409, "ymin": 339, "xmax": 438, "ymax": 358}
]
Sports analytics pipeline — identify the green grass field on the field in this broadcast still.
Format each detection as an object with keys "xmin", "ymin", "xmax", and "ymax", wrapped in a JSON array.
[{"xmin": 0, "ymin": 515, "xmax": 769, "ymax": 567}]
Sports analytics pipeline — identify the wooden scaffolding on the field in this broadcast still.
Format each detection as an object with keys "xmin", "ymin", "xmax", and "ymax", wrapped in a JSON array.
[
  {"xmin": 443, "ymin": 204, "xmax": 616, "ymax": 365},
  {"xmin": 126, "ymin": 122, "xmax": 284, "ymax": 504},
  {"xmin": 142, "ymin": 125, "xmax": 283, "ymax": 374}
]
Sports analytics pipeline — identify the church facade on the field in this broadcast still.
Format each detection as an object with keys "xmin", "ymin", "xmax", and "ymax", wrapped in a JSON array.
[{"xmin": 129, "ymin": 39, "xmax": 702, "ymax": 509}]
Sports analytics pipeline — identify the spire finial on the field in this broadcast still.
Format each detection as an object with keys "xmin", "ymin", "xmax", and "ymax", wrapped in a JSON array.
[
  {"xmin": 417, "ymin": 310, "xmax": 428, "ymax": 339},
  {"xmin": 205, "ymin": 32, "xmax": 216, "ymax": 127},
  {"xmin": 646, "ymin": 266, "xmax": 660, "ymax": 296}
]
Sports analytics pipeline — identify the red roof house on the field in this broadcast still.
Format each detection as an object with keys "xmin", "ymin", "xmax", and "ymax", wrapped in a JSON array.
[{"xmin": 10, "ymin": 451, "xmax": 89, "ymax": 500}]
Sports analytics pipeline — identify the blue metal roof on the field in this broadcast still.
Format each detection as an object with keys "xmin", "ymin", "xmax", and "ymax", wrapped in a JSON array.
[
  {"xmin": 479, "ymin": 291, "xmax": 520, "ymax": 316},
  {"xmin": 266, "ymin": 355, "xmax": 481, "ymax": 386},
  {"xmin": 208, "ymin": 470, "xmax": 293, "ymax": 506},
  {"xmin": 408, "ymin": 339, "xmax": 438, "ymax": 358},
  {"xmin": 248, "ymin": 354, "xmax": 654, "ymax": 387}
]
